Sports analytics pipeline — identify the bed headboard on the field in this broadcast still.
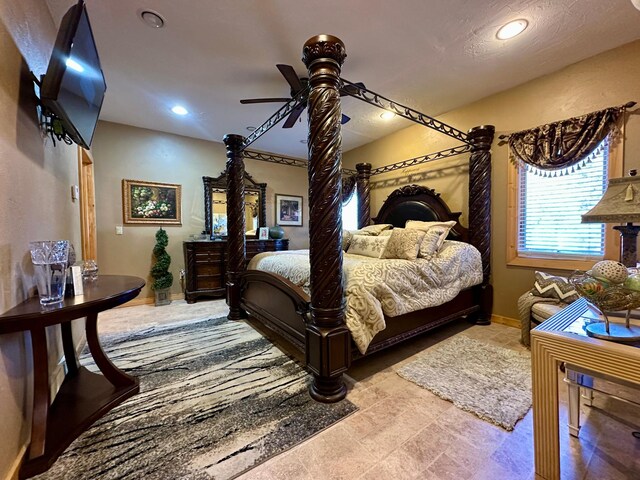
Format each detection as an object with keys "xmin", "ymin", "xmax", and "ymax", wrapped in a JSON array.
[{"xmin": 372, "ymin": 184, "xmax": 468, "ymax": 242}]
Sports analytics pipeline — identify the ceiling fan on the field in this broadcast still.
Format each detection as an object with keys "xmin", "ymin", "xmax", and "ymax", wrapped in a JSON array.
[{"xmin": 240, "ymin": 64, "xmax": 365, "ymax": 128}]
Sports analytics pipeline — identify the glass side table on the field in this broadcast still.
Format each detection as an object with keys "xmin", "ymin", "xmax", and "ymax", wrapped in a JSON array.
[
  {"xmin": 560, "ymin": 304, "xmax": 640, "ymax": 437},
  {"xmin": 531, "ymin": 298, "xmax": 640, "ymax": 480}
]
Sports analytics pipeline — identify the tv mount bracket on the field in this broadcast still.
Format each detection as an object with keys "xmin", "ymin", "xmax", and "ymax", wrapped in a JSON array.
[{"xmin": 31, "ymin": 72, "xmax": 75, "ymax": 147}]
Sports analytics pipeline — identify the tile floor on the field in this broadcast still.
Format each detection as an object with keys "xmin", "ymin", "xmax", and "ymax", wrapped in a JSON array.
[{"xmin": 100, "ymin": 299, "xmax": 640, "ymax": 479}]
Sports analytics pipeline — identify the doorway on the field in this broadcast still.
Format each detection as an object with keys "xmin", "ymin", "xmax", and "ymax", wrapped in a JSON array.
[{"xmin": 78, "ymin": 146, "xmax": 97, "ymax": 261}]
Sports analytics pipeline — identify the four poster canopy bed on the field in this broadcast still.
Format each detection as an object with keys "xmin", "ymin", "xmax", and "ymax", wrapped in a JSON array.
[{"xmin": 223, "ymin": 34, "xmax": 495, "ymax": 403}]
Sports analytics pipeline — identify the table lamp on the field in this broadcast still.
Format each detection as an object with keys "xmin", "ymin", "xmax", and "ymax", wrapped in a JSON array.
[
  {"xmin": 581, "ymin": 169, "xmax": 640, "ymax": 341},
  {"xmin": 582, "ymin": 170, "xmax": 640, "ymax": 268}
]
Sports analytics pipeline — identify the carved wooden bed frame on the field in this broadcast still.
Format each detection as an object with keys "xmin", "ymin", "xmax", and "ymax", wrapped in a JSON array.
[{"xmin": 222, "ymin": 34, "xmax": 495, "ymax": 403}]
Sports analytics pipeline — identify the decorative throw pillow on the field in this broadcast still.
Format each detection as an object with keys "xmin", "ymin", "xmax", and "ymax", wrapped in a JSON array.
[
  {"xmin": 347, "ymin": 235, "xmax": 390, "ymax": 258},
  {"xmin": 416, "ymin": 227, "xmax": 448, "ymax": 259},
  {"xmin": 380, "ymin": 229, "xmax": 393, "ymax": 236},
  {"xmin": 405, "ymin": 220, "xmax": 456, "ymax": 257},
  {"xmin": 531, "ymin": 271, "xmax": 579, "ymax": 303},
  {"xmin": 342, "ymin": 230, "xmax": 353, "ymax": 251},
  {"xmin": 357, "ymin": 224, "xmax": 393, "ymax": 236},
  {"xmin": 348, "ymin": 229, "xmax": 375, "ymax": 236},
  {"xmin": 382, "ymin": 228, "xmax": 426, "ymax": 260}
]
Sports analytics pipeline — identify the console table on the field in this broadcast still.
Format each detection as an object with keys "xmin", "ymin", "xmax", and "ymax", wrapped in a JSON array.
[
  {"xmin": 0, "ymin": 275, "xmax": 144, "ymax": 479},
  {"xmin": 531, "ymin": 297, "xmax": 640, "ymax": 480},
  {"xmin": 183, "ymin": 238, "xmax": 289, "ymax": 303}
]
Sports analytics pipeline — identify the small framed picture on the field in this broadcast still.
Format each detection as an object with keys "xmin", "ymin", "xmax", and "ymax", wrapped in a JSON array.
[
  {"xmin": 258, "ymin": 227, "xmax": 269, "ymax": 240},
  {"xmin": 276, "ymin": 194, "xmax": 303, "ymax": 227},
  {"xmin": 211, "ymin": 213, "xmax": 228, "ymax": 236}
]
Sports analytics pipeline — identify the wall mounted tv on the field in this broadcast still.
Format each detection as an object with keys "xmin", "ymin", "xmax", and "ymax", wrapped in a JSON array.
[{"xmin": 41, "ymin": 0, "xmax": 106, "ymax": 149}]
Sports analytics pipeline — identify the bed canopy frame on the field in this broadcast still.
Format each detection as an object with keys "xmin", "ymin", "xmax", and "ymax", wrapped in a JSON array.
[{"xmin": 223, "ymin": 34, "xmax": 494, "ymax": 403}]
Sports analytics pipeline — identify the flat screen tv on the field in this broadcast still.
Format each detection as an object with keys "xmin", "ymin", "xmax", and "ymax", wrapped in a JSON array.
[{"xmin": 41, "ymin": 0, "xmax": 106, "ymax": 149}]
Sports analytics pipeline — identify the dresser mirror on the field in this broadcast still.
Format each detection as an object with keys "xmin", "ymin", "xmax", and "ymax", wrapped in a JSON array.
[{"xmin": 203, "ymin": 172, "xmax": 266, "ymax": 238}]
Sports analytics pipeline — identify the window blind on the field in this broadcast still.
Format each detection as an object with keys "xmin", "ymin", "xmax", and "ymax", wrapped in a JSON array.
[{"xmin": 518, "ymin": 139, "xmax": 609, "ymax": 259}]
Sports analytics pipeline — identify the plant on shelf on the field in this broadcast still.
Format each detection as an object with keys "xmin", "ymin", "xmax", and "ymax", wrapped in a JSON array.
[{"xmin": 150, "ymin": 227, "xmax": 173, "ymax": 306}]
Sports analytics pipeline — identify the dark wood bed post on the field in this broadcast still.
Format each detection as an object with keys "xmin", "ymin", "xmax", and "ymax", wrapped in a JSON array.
[
  {"xmin": 467, "ymin": 125, "xmax": 495, "ymax": 325},
  {"xmin": 224, "ymin": 134, "xmax": 247, "ymax": 320},
  {"xmin": 258, "ymin": 182, "xmax": 267, "ymax": 228},
  {"xmin": 356, "ymin": 163, "xmax": 372, "ymax": 228},
  {"xmin": 302, "ymin": 34, "xmax": 351, "ymax": 403}
]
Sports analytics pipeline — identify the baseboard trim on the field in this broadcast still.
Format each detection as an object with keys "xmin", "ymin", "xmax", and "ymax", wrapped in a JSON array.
[
  {"xmin": 7, "ymin": 443, "xmax": 27, "ymax": 480},
  {"xmin": 120, "ymin": 293, "xmax": 185, "ymax": 308},
  {"xmin": 120, "ymin": 296, "xmax": 517, "ymax": 327},
  {"xmin": 491, "ymin": 314, "xmax": 519, "ymax": 328}
]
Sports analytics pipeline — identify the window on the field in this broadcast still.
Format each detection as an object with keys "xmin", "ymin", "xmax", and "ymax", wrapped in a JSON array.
[
  {"xmin": 342, "ymin": 192, "xmax": 358, "ymax": 230},
  {"xmin": 508, "ymin": 136, "xmax": 621, "ymax": 270}
]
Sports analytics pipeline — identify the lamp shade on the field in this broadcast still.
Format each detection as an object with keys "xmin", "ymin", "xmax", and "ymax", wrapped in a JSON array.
[{"xmin": 582, "ymin": 175, "xmax": 640, "ymax": 223}]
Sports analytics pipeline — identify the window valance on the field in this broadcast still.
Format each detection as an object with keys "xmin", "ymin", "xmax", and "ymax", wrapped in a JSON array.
[
  {"xmin": 503, "ymin": 102, "xmax": 634, "ymax": 172},
  {"xmin": 342, "ymin": 174, "xmax": 357, "ymax": 204}
]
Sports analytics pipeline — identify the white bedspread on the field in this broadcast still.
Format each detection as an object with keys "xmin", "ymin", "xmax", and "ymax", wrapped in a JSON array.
[{"xmin": 248, "ymin": 240, "xmax": 483, "ymax": 354}]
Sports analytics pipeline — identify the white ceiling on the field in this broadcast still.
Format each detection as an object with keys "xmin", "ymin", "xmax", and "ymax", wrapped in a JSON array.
[{"xmin": 45, "ymin": 0, "xmax": 640, "ymax": 158}]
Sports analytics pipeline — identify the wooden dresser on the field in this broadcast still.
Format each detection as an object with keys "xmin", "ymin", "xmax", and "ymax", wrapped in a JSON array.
[{"xmin": 183, "ymin": 239, "xmax": 289, "ymax": 303}]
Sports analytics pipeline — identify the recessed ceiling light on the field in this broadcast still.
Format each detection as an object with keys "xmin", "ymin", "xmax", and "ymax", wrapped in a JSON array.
[
  {"xmin": 171, "ymin": 105, "xmax": 188, "ymax": 116},
  {"xmin": 140, "ymin": 10, "xmax": 165, "ymax": 28},
  {"xmin": 496, "ymin": 19, "xmax": 528, "ymax": 40},
  {"xmin": 246, "ymin": 126, "xmax": 256, "ymax": 132},
  {"xmin": 380, "ymin": 111, "xmax": 396, "ymax": 120}
]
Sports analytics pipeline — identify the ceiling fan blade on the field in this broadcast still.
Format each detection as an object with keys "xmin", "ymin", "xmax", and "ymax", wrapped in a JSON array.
[
  {"xmin": 341, "ymin": 114, "xmax": 350, "ymax": 125},
  {"xmin": 340, "ymin": 82, "xmax": 366, "ymax": 96},
  {"xmin": 282, "ymin": 103, "xmax": 306, "ymax": 128},
  {"xmin": 240, "ymin": 97, "xmax": 291, "ymax": 104},
  {"xmin": 276, "ymin": 64, "xmax": 304, "ymax": 94}
]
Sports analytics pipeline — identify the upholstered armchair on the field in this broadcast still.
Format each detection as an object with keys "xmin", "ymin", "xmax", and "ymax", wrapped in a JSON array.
[{"xmin": 518, "ymin": 271, "xmax": 578, "ymax": 346}]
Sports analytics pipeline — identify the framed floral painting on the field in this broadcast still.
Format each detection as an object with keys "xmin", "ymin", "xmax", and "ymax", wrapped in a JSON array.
[{"xmin": 122, "ymin": 179, "xmax": 182, "ymax": 225}]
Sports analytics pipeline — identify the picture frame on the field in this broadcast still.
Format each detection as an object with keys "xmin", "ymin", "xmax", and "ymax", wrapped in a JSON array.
[
  {"xmin": 211, "ymin": 213, "xmax": 227, "ymax": 236},
  {"xmin": 276, "ymin": 194, "xmax": 303, "ymax": 226},
  {"xmin": 122, "ymin": 179, "xmax": 182, "ymax": 225},
  {"xmin": 258, "ymin": 227, "xmax": 269, "ymax": 240}
]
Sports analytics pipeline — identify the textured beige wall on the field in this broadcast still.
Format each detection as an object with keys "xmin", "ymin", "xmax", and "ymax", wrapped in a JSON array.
[
  {"xmin": 0, "ymin": 0, "xmax": 82, "ymax": 476},
  {"xmin": 91, "ymin": 121, "xmax": 310, "ymax": 299},
  {"xmin": 344, "ymin": 40, "xmax": 640, "ymax": 320}
]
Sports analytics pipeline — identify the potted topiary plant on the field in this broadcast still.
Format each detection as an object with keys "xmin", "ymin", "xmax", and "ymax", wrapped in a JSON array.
[{"xmin": 151, "ymin": 227, "xmax": 173, "ymax": 306}]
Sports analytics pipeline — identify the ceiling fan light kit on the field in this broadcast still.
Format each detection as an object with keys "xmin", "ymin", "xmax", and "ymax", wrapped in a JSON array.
[{"xmin": 240, "ymin": 64, "xmax": 363, "ymax": 128}]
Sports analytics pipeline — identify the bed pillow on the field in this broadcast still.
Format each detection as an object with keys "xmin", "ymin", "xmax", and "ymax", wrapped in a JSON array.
[
  {"xmin": 416, "ymin": 227, "xmax": 449, "ymax": 259},
  {"xmin": 531, "ymin": 271, "xmax": 579, "ymax": 303},
  {"xmin": 357, "ymin": 224, "xmax": 393, "ymax": 236},
  {"xmin": 382, "ymin": 228, "xmax": 426, "ymax": 260},
  {"xmin": 405, "ymin": 220, "xmax": 456, "ymax": 258},
  {"xmin": 342, "ymin": 230, "xmax": 353, "ymax": 251},
  {"xmin": 347, "ymin": 229, "xmax": 374, "ymax": 236},
  {"xmin": 347, "ymin": 234, "xmax": 390, "ymax": 258},
  {"xmin": 380, "ymin": 229, "xmax": 393, "ymax": 236}
]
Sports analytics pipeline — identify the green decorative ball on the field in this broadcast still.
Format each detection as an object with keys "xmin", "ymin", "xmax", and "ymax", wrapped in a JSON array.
[
  {"xmin": 624, "ymin": 273, "xmax": 640, "ymax": 291},
  {"xmin": 269, "ymin": 226, "xmax": 285, "ymax": 239}
]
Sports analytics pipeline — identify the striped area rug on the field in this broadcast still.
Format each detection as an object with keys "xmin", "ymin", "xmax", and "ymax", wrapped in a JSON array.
[{"xmin": 37, "ymin": 317, "xmax": 356, "ymax": 479}]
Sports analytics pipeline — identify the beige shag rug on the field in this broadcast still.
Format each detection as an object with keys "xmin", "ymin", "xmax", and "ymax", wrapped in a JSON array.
[{"xmin": 398, "ymin": 335, "xmax": 531, "ymax": 430}]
